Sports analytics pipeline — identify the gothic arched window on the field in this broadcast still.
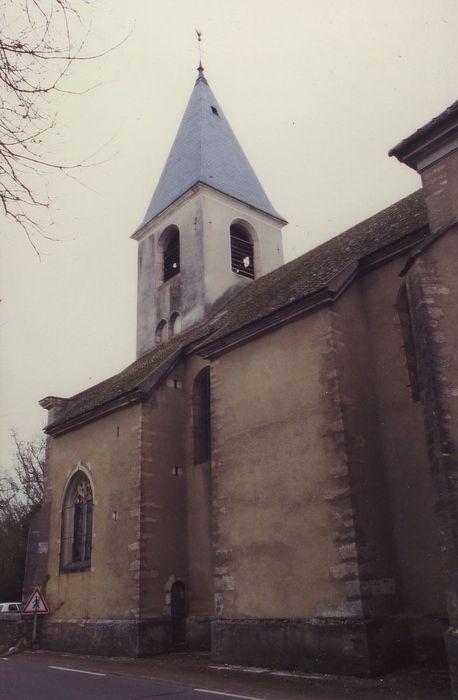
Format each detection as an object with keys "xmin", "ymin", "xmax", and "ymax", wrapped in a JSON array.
[
  {"xmin": 61, "ymin": 472, "xmax": 93, "ymax": 571},
  {"xmin": 230, "ymin": 224, "xmax": 254, "ymax": 279},
  {"xmin": 163, "ymin": 226, "xmax": 180, "ymax": 281},
  {"xmin": 193, "ymin": 367, "xmax": 211, "ymax": 465}
]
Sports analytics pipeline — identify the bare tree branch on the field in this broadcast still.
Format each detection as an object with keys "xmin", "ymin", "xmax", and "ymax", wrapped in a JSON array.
[
  {"xmin": 1, "ymin": 431, "xmax": 45, "ymax": 511},
  {"xmin": 0, "ymin": 431, "xmax": 45, "ymax": 599},
  {"xmin": 0, "ymin": 1, "xmax": 119, "ymax": 249}
]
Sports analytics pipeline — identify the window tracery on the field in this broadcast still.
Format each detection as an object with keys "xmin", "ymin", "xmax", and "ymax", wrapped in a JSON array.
[{"xmin": 61, "ymin": 471, "xmax": 93, "ymax": 571}]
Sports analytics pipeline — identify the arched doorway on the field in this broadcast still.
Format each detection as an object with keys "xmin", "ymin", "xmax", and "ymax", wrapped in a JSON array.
[{"xmin": 170, "ymin": 581, "xmax": 186, "ymax": 645}]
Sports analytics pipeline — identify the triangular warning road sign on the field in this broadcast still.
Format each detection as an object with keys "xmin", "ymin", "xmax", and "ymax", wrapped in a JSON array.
[{"xmin": 21, "ymin": 587, "xmax": 49, "ymax": 615}]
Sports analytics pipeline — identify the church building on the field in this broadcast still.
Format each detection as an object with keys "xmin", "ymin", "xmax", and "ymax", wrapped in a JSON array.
[{"xmin": 25, "ymin": 66, "xmax": 458, "ymax": 694}]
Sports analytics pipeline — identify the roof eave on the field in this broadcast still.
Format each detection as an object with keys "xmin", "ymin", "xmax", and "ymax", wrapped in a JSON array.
[
  {"xmin": 44, "ymin": 390, "xmax": 143, "ymax": 437},
  {"xmin": 389, "ymin": 114, "xmax": 458, "ymax": 172},
  {"xmin": 45, "ymin": 347, "xmax": 185, "ymax": 437}
]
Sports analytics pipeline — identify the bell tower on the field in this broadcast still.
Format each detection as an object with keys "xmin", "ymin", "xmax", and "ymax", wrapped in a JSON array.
[{"xmin": 132, "ymin": 65, "xmax": 287, "ymax": 358}]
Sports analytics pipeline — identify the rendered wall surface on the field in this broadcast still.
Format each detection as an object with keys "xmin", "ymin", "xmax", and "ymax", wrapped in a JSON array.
[
  {"xmin": 136, "ymin": 191, "xmax": 205, "ymax": 357},
  {"xmin": 44, "ymin": 404, "xmax": 143, "ymax": 623},
  {"xmin": 388, "ymin": 115, "xmax": 458, "ymax": 695},
  {"xmin": 184, "ymin": 356, "xmax": 215, "ymax": 646},
  {"xmin": 207, "ymin": 248, "xmax": 448, "ymax": 672},
  {"xmin": 210, "ymin": 312, "xmax": 346, "ymax": 620},
  {"xmin": 138, "ymin": 371, "xmax": 188, "ymax": 620},
  {"xmin": 359, "ymin": 259, "xmax": 446, "ymax": 620},
  {"xmin": 405, "ymin": 231, "xmax": 458, "ymax": 684},
  {"xmin": 330, "ymin": 259, "xmax": 447, "ymax": 667}
]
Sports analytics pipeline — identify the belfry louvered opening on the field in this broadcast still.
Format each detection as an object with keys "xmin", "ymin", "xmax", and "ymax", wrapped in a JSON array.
[
  {"xmin": 163, "ymin": 227, "xmax": 180, "ymax": 281},
  {"xmin": 230, "ymin": 224, "xmax": 254, "ymax": 279}
]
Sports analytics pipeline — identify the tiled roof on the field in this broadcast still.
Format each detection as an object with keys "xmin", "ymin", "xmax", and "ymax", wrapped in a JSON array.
[
  {"xmin": 136, "ymin": 71, "xmax": 285, "ymax": 229},
  {"xmin": 45, "ymin": 189, "xmax": 428, "ymax": 433},
  {"xmin": 199, "ymin": 189, "xmax": 428, "ymax": 345}
]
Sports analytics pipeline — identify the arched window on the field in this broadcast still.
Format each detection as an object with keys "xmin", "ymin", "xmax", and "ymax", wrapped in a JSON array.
[
  {"xmin": 61, "ymin": 471, "xmax": 93, "ymax": 571},
  {"xmin": 193, "ymin": 367, "xmax": 211, "ymax": 464},
  {"xmin": 155, "ymin": 319, "xmax": 168, "ymax": 344},
  {"xmin": 169, "ymin": 312, "xmax": 182, "ymax": 338},
  {"xmin": 163, "ymin": 226, "xmax": 180, "ymax": 281},
  {"xmin": 230, "ymin": 223, "xmax": 254, "ymax": 279}
]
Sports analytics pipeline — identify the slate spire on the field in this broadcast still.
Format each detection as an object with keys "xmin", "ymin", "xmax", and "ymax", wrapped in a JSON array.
[{"xmin": 138, "ymin": 67, "xmax": 285, "ymax": 228}]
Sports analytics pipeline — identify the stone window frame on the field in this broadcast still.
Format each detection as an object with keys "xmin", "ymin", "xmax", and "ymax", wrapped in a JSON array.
[{"xmin": 60, "ymin": 466, "xmax": 94, "ymax": 574}]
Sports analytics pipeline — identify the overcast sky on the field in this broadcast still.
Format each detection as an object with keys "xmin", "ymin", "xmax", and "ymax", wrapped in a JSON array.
[{"xmin": 1, "ymin": 0, "xmax": 458, "ymax": 469}]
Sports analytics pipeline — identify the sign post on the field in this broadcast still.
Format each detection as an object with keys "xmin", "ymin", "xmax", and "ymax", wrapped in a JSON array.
[{"xmin": 21, "ymin": 587, "xmax": 50, "ymax": 647}]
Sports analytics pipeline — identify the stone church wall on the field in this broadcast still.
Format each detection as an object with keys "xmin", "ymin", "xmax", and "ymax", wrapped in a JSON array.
[
  {"xmin": 210, "ymin": 311, "xmax": 344, "ymax": 619},
  {"xmin": 40, "ymin": 403, "xmax": 144, "ymax": 654},
  {"xmin": 136, "ymin": 367, "xmax": 188, "ymax": 653},
  {"xmin": 209, "ymin": 249, "xmax": 448, "ymax": 674},
  {"xmin": 184, "ymin": 356, "xmax": 215, "ymax": 649},
  {"xmin": 336, "ymin": 260, "xmax": 447, "ymax": 665},
  {"xmin": 209, "ymin": 311, "xmax": 369, "ymax": 671},
  {"xmin": 405, "ymin": 231, "xmax": 458, "ymax": 688}
]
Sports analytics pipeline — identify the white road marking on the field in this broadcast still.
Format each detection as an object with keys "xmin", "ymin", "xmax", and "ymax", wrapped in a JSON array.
[
  {"xmin": 48, "ymin": 665, "xmax": 106, "ymax": 677},
  {"xmin": 194, "ymin": 690, "xmax": 267, "ymax": 700},
  {"xmin": 209, "ymin": 665, "xmax": 268, "ymax": 674},
  {"xmin": 1, "ymin": 658, "xmax": 8, "ymax": 661}
]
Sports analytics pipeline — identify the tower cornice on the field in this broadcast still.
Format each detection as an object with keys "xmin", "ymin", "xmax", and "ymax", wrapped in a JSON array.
[{"xmin": 132, "ymin": 181, "xmax": 287, "ymax": 242}]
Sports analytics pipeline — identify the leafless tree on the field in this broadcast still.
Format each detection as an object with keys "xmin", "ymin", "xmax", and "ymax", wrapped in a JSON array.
[
  {"xmin": 0, "ymin": 432, "xmax": 45, "ymax": 599},
  {"xmin": 0, "ymin": 0, "xmax": 102, "ymax": 250},
  {"xmin": 11, "ymin": 431, "xmax": 45, "ymax": 506},
  {"xmin": 0, "ymin": 432, "xmax": 45, "ymax": 513}
]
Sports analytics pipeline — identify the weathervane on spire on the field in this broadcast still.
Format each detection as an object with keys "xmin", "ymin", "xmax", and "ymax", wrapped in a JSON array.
[{"xmin": 196, "ymin": 29, "xmax": 204, "ymax": 77}]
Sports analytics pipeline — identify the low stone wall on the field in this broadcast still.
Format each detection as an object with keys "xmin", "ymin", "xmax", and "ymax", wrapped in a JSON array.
[
  {"xmin": 0, "ymin": 613, "xmax": 34, "ymax": 651},
  {"xmin": 41, "ymin": 619, "xmax": 142, "ymax": 656},
  {"xmin": 41, "ymin": 617, "xmax": 176, "ymax": 657},
  {"xmin": 211, "ymin": 617, "xmax": 437, "ymax": 677},
  {"xmin": 187, "ymin": 616, "xmax": 212, "ymax": 651},
  {"xmin": 5, "ymin": 612, "xmax": 444, "ymax": 672}
]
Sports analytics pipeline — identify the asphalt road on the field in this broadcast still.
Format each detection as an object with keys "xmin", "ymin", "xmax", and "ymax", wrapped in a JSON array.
[{"xmin": 0, "ymin": 655, "xmax": 263, "ymax": 700}]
